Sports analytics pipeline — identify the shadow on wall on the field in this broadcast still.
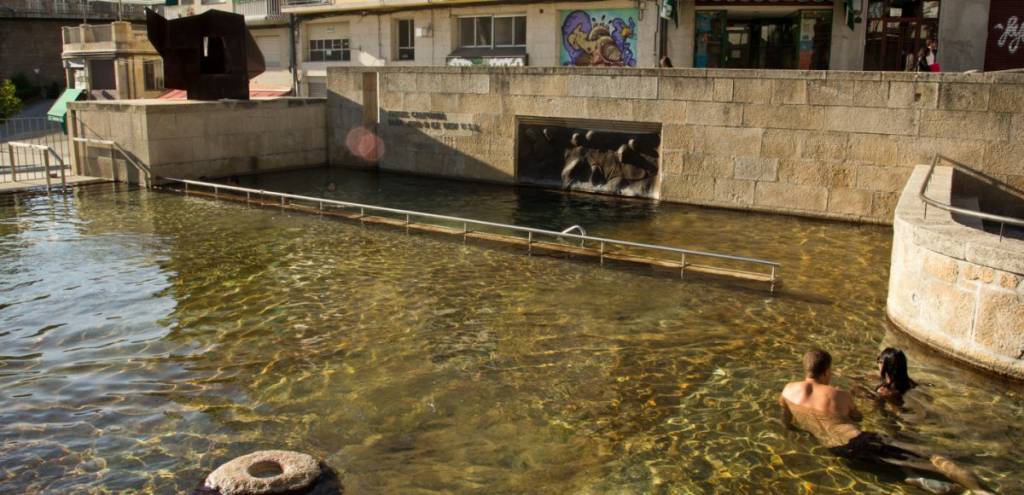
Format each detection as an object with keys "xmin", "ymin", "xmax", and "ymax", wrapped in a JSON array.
[{"xmin": 948, "ymin": 157, "xmax": 1024, "ymax": 239}]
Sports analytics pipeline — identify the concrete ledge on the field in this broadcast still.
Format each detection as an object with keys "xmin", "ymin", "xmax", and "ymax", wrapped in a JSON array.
[
  {"xmin": 68, "ymin": 98, "xmax": 327, "ymax": 183},
  {"xmin": 888, "ymin": 165, "xmax": 1024, "ymax": 379}
]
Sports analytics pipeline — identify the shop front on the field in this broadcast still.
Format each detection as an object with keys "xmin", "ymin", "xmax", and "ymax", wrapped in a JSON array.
[
  {"xmin": 863, "ymin": 0, "xmax": 940, "ymax": 71},
  {"xmin": 693, "ymin": 1, "xmax": 834, "ymax": 70}
]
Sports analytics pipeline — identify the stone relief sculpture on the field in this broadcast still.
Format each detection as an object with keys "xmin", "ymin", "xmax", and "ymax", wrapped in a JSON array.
[
  {"xmin": 518, "ymin": 123, "xmax": 659, "ymax": 198},
  {"xmin": 145, "ymin": 8, "xmax": 265, "ymax": 100}
]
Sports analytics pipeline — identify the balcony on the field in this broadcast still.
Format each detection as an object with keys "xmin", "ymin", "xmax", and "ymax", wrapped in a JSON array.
[
  {"xmin": 234, "ymin": 0, "xmax": 285, "ymax": 23},
  {"xmin": 61, "ymin": 22, "xmax": 156, "ymax": 56},
  {"xmin": 164, "ymin": 1, "xmax": 286, "ymax": 24},
  {"xmin": 0, "ymin": 0, "xmax": 160, "ymax": 21}
]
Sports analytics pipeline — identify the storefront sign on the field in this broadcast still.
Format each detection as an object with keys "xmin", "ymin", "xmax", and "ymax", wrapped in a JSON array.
[{"xmin": 986, "ymin": 0, "xmax": 1024, "ymax": 70}]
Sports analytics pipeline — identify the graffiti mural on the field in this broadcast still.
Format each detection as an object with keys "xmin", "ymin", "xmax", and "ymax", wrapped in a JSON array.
[{"xmin": 560, "ymin": 9, "xmax": 638, "ymax": 67}]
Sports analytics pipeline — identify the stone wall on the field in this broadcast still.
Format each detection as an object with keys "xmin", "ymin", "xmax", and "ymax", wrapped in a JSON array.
[
  {"xmin": 69, "ymin": 98, "xmax": 326, "ymax": 183},
  {"xmin": 326, "ymin": 66, "xmax": 1024, "ymax": 224},
  {"xmin": 0, "ymin": 19, "xmax": 76, "ymax": 89},
  {"xmin": 889, "ymin": 165, "xmax": 1024, "ymax": 379}
]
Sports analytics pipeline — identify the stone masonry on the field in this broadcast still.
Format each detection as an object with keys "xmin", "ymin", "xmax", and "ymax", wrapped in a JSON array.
[
  {"xmin": 889, "ymin": 165, "xmax": 1024, "ymax": 379},
  {"xmin": 327, "ymin": 67, "xmax": 1024, "ymax": 224},
  {"xmin": 69, "ymin": 98, "xmax": 326, "ymax": 183}
]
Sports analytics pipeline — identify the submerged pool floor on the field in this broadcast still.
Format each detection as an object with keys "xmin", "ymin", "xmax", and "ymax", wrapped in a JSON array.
[{"xmin": 1, "ymin": 169, "xmax": 1022, "ymax": 493}]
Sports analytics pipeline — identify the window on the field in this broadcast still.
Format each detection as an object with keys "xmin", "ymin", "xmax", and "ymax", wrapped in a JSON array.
[
  {"xmin": 309, "ymin": 38, "xmax": 350, "ymax": 62},
  {"xmin": 396, "ymin": 19, "xmax": 414, "ymax": 61},
  {"xmin": 307, "ymin": 78, "xmax": 327, "ymax": 98},
  {"xmin": 458, "ymin": 15, "xmax": 525, "ymax": 48},
  {"xmin": 256, "ymin": 35, "xmax": 281, "ymax": 67},
  {"xmin": 143, "ymin": 60, "xmax": 164, "ymax": 91}
]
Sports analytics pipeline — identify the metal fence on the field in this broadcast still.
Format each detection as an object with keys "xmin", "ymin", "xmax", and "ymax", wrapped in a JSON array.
[{"xmin": 0, "ymin": 118, "xmax": 71, "ymax": 184}]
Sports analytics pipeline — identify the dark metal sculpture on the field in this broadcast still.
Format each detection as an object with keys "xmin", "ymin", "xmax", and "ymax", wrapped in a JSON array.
[{"xmin": 146, "ymin": 8, "xmax": 265, "ymax": 100}]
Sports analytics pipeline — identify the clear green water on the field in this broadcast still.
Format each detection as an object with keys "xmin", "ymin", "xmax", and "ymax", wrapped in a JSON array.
[{"xmin": 1, "ymin": 169, "xmax": 1022, "ymax": 494}]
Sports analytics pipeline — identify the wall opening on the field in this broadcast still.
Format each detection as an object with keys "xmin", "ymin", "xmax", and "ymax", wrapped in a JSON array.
[{"xmin": 516, "ymin": 117, "xmax": 661, "ymax": 199}]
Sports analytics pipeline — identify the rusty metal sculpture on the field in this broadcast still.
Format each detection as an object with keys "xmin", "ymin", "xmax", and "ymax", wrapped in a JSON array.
[{"xmin": 146, "ymin": 8, "xmax": 265, "ymax": 100}]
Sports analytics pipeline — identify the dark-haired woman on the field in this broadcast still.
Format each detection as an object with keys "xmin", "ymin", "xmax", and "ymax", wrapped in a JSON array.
[{"xmin": 876, "ymin": 347, "xmax": 918, "ymax": 401}]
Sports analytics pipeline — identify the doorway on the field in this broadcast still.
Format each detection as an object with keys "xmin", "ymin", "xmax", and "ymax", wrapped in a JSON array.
[
  {"xmin": 863, "ymin": 0, "xmax": 940, "ymax": 71},
  {"xmin": 695, "ymin": 9, "xmax": 832, "ymax": 70}
]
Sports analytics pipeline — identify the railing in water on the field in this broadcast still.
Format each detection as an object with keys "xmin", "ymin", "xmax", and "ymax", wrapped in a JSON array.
[
  {"xmin": 65, "ymin": 134, "xmax": 782, "ymax": 291},
  {"xmin": 164, "ymin": 178, "xmax": 782, "ymax": 292},
  {"xmin": 921, "ymin": 155, "xmax": 1024, "ymax": 242}
]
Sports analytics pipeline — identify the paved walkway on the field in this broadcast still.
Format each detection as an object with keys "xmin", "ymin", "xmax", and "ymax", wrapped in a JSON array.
[{"xmin": 0, "ymin": 175, "xmax": 107, "ymax": 194}]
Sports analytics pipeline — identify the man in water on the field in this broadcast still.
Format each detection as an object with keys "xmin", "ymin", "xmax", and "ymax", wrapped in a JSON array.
[{"xmin": 779, "ymin": 349, "xmax": 991, "ymax": 494}]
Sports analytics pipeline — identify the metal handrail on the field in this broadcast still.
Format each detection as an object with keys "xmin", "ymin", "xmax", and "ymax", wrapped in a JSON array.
[
  {"xmin": 5, "ymin": 141, "xmax": 68, "ymax": 190},
  {"xmin": 167, "ymin": 177, "xmax": 781, "ymax": 271},
  {"xmin": 920, "ymin": 155, "xmax": 1024, "ymax": 241},
  {"xmin": 560, "ymin": 224, "xmax": 587, "ymax": 247}
]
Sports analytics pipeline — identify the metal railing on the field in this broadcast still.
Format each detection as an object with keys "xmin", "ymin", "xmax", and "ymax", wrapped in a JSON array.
[
  {"xmin": 63, "ymin": 132, "xmax": 781, "ymax": 290},
  {"xmin": 3, "ymin": 142, "xmax": 70, "ymax": 190},
  {"xmin": 234, "ymin": 0, "xmax": 282, "ymax": 18},
  {"xmin": 282, "ymin": 0, "xmax": 331, "ymax": 6},
  {"xmin": 1, "ymin": 118, "xmax": 70, "ymax": 185},
  {"xmin": 0, "ymin": 0, "xmax": 158, "ymax": 20},
  {"xmin": 920, "ymin": 154, "xmax": 1024, "ymax": 242},
  {"xmin": 166, "ymin": 177, "xmax": 781, "ymax": 290}
]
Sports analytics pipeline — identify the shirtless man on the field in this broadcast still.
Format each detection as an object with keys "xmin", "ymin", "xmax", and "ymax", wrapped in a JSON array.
[{"xmin": 780, "ymin": 349, "xmax": 992, "ymax": 494}]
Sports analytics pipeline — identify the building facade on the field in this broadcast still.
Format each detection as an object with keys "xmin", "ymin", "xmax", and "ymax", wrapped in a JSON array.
[
  {"xmin": 61, "ymin": 21, "xmax": 166, "ymax": 100},
  {"xmin": 0, "ymin": 0, "xmax": 156, "ymax": 91}
]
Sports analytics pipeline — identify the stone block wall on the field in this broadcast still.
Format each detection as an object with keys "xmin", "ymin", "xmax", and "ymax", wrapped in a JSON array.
[
  {"xmin": 0, "ymin": 19, "xmax": 77, "ymax": 89},
  {"xmin": 889, "ymin": 165, "xmax": 1024, "ymax": 379},
  {"xmin": 69, "ymin": 98, "xmax": 326, "ymax": 183},
  {"xmin": 328, "ymin": 66, "xmax": 1024, "ymax": 224}
]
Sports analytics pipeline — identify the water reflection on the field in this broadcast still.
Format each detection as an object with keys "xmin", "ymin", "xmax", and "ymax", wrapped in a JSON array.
[{"xmin": 0, "ymin": 173, "xmax": 1021, "ymax": 494}]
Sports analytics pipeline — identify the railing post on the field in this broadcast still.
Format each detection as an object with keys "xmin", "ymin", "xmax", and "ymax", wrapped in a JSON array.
[
  {"xmin": 770, "ymin": 266, "xmax": 777, "ymax": 295},
  {"xmin": 405, "ymin": 213, "xmax": 410, "ymax": 234},
  {"xmin": 7, "ymin": 144, "xmax": 16, "ymax": 182},
  {"xmin": 527, "ymin": 231, "xmax": 532, "ymax": 255},
  {"xmin": 109, "ymin": 145, "xmax": 118, "ymax": 183},
  {"xmin": 599, "ymin": 241, "xmax": 605, "ymax": 266},
  {"xmin": 43, "ymin": 150, "xmax": 52, "ymax": 192},
  {"xmin": 1000, "ymin": 222, "xmax": 1005, "ymax": 243},
  {"xmin": 680, "ymin": 253, "xmax": 686, "ymax": 279},
  {"xmin": 463, "ymin": 222, "xmax": 468, "ymax": 244},
  {"xmin": 57, "ymin": 151, "xmax": 67, "ymax": 189}
]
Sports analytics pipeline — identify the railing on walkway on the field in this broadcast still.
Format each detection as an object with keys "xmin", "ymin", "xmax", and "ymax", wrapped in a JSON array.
[
  {"xmin": 3, "ymin": 142, "xmax": 69, "ymax": 191},
  {"xmin": 165, "ymin": 178, "xmax": 782, "ymax": 291},
  {"xmin": 920, "ymin": 154, "xmax": 1024, "ymax": 242},
  {"xmin": 1, "ymin": 118, "xmax": 70, "ymax": 185},
  {"xmin": 0, "ymin": 0, "xmax": 156, "ymax": 20}
]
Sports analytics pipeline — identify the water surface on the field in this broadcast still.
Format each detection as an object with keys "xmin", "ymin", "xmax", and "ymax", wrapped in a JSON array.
[{"xmin": 1, "ymin": 169, "xmax": 1021, "ymax": 493}]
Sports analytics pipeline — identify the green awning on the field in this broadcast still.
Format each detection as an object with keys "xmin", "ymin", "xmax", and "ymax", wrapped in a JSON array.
[
  {"xmin": 47, "ymin": 88, "xmax": 85, "ymax": 123},
  {"xmin": 47, "ymin": 88, "xmax": 85, "ymax": 134}
]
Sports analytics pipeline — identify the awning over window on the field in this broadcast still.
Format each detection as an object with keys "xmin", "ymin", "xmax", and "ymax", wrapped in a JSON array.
[{"xmin": 47, "ymin": 88, "xmax": 85, "ymax": 132}]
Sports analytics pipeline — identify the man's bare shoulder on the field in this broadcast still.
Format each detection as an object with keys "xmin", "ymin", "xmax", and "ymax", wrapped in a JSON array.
[{"xmin": 781, "ymin": 381, "xmax": 810, "ymax": 403}]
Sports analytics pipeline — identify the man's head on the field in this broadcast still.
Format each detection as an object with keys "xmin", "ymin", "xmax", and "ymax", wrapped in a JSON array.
[{"xmin": 803, "ymin": 349, "xmax": 832, "ymax": 383}]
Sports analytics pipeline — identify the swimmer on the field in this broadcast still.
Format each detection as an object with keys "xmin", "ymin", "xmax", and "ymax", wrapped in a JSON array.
[
  {"xmin": 876, "ymin": 347, "xmax": 917, "ymax": 401},
  {"xmin": 326, "ymin": 181, "xmax": 337, "ymax": 193},
  {"xmin": 779, "ymin": 349, "xmax": 992, "ymax": 494}
]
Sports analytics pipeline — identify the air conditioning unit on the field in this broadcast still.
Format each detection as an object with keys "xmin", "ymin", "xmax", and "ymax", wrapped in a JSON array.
[{"xmin": 415, "ymin": 23, "xmax": 432, "ymax": 38}]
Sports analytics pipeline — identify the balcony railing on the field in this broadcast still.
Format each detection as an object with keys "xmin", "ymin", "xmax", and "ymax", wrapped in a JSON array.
[
  {"xmin": 283, "ymin": 0, "xmax": 332, "ymax": 6},
  {"xmin": 62, "ymin": 22, "xmax": 154, "ymax": 53},
  {"xmin": 0, "ymin": 0, "xmax": 161, "ymax": 21},
  {"xmin": 234, "ymin": 0, "xmax": 283, "ymax": 19}
]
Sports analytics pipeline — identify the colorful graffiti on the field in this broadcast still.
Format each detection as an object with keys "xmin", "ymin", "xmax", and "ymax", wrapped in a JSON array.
[{"xmin": 560, "ymin": 9, "xmax": 638, "ymax": 67}]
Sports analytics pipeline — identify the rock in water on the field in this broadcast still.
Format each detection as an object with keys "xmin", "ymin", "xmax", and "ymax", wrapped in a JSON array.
[{"xmin": 202, "ymin": 450, "xmax": 323, "ymax": 495}]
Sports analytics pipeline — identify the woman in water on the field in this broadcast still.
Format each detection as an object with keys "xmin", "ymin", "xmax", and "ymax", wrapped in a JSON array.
[{"xmin": 876, "ymin": 347, "xmax": 918, "ymax": 401}]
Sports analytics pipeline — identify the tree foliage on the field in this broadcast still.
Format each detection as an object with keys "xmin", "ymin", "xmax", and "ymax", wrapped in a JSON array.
[{"xmin": 0, "ymin": 79, "xmax": 22, "ymax": 120}]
